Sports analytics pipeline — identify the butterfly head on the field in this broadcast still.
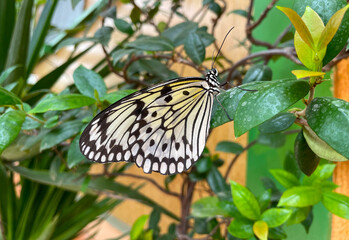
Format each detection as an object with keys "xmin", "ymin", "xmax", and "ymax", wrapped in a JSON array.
[{"xmin": 206, "ymin": 68, "xmax": 220, "ymax": 89}]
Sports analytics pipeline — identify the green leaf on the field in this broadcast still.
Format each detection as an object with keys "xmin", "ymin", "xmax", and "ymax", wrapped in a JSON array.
[
  {"xmin": 277, "ymin": 6, "xmax": 314, "ymax": 49},
  {"xmin": 161, "ymin": 21, "xmax": 198, "ymax": 46},
  {"xmin": 303, "ymin": 164, "xmax": 336, "ymax": 186},
  {"xmin": 43, "ymin": 115, "xmax": 59, "ymax": 129},
  {"xmin": 293, "ymin": 6, "xmax": 326, "ymax": 70},
  {"xmin": 40, "ymin": 120, "xmax": 83, "ymax": 151},
  {"xmin": 287, "ymin": 207, "xmax": 310, "ymax": 225},
  {"xmin": 100, "ymin": 5, "xmax": 117, "ymax": 19},
  {"xmin": 130, "ymin": 215, "xmax": 149, "ymax": 240},
  {"xmin": 0, "ymin": 66, "xmax": 19, "ymax": 84},
  {"xmin": 258, "ymin": 112, "xmax": 296, "ymax": 134},
  {"xmin": 230, "ymin": 181, "xmax": 261, "ymax": 220},
  {"xmin": 234, "ymin": 79, "xmax": 310, "ymax": 137},
  {"xmin": 208, "ymin": 2, "xmax": 222, "ymax": 16},
  {"xmin": 293, "ymin": 0, "xmax": 349, "ymax": 65},
  {"xmin": 303, "ymin": 125, "xmax": 348, "ymax": 162},
  {"xmin": 261, "ymin": 208, "xmax": 293, "ymax": 228},
  {"xmin": 318, "ymin": 5, "xmax": 349, "ymax": 51},
  {"xmin": 207, "ymin": 167, "xmax": 229, "ymax": 196},
  {"xmin": 73, "ymin": 65, "xmax": 107, "ymax": 99},
  {"xmin": 228, "ymin": 219, "xmax": 254, "ymax": 239},
  {"xmin": 243, "ymin": 64, "xmax": 272, "ymax": 84},
  {"xmin": 67, "ymin": 136, "xmax": 87, "ymax": 168},
  {"xmin": 136, "ymin": 59, "xmax": 178, "ymax": 80},
  {"xmin": 228, "ymin": 9, "xmax": 248, "ymax": 18},
  {"xmin": 294, "ymin": 130, "xmax": 320, "ymax": 176},
  {"xmin": 29, "ymin": 94, "xmax": 95, "ymax": 113},
  {"xmin": 94, "ymin": 26, "xmax": 113, "ymax": 46},
  {"xmin": 130, "ymin": 6, "xmax": 141, "ymax": 24},
  {"xmin": 111, "ymin": 49, "xmax": 136, "ymax": 65},
  {"xmin": 195, "ymin": 157, "xmax": 212, "ymax": 173},
  {"xmin": 253, "ymin": 220, "xmax": 268, "ymax": 240},
  {"xmin": 306, "ymin": 97, "xmax": 349, "ymax": 159},
  {"xmin": 0, "ymin": 110, "xmax": 26, "ymax": 155},
  {"xmin": 125, "ymin": 36, "xmax": 174, "ymax": 51},
  {"xmin": 258, "ymin": 189, "xmax": 271, "ymax": 211},
  {"xmin": 322, "ymin": 192, "xmax": 349, "ymax": 219},
  {"xmin": 257, "ymin": 132, "xmax": 286, "ymax": 148},
  {"xmin": 269, "ymin": 226, "xmax": 287, "ymax": 239},
  {"xmin": 26, "ymin": 0, "xmax": 58, "ymax": 75},
  {"xmin": 0, "ymin": 0, "xmax": 15, "ymax": 72},
  {"xmin": 291, "ymin": 70, "xmax": 325, "ymax": 79},
  {"xmin": 191, "ymin": 197, "xmax": 227, "ymax": 218},
  {"xmin": 195, "ymin": 29, "xmax": 215, "ymax": 47},
  {"xmin": 278, "ymin": 186, "xmax": 322, "ymax": 207},
  {"xmin": 114, "ymin": 18, "xmax": 134, "ymax": 35},
  {"xmin": 215, "ymin": 141, "xmax": 244, "ymax": 154},
  {"xmin": 283, "ymin": 151, "xmax": 302, "ymax": 178},
  {"xmin": 101, "ymin": 89, "xmax": 136, "ymax": 104},
  {"xmin": 3, "ymin": 0, "xmax": 33, "ymax": 94},
  {"xmin": 0, "ymin": 86, "xmax": 22, "ymax": 106},
  {"xmin": 270, "ymin": 169, "xmax": 300, "ymax": 189},
  {"xmin": 184, "ymin": 32, "xmax": 205, "ymax": 64}
]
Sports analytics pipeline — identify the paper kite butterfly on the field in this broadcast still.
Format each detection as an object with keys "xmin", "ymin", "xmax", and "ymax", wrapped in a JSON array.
[
  {"xmin": 79, "ymin": 27, "xmax": 238, "ymax": 175},
  {"xmin": 79, "ymin": 68, "xmax": 222, "ymax": 175}
]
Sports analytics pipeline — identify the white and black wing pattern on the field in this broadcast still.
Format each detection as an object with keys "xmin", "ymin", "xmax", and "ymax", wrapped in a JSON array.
[{"xmin": 79, "ymin": 75, "xmax": 220, "ymax": 175}]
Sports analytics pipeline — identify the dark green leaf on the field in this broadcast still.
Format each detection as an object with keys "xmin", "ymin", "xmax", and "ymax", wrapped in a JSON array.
[
  {"xmin": 195, "ymin": 157, "xmax": 212, "ymax": 173},
  {"xmin": 294, "ymin": 130, "xmax": 320, "ymax": 176},
  {"xmin": 130, "ymin": 215, "xmax": 148, "ymax": 240},
  {"xmin": 269, "ymin": 227, "xmax": 287, "ymax": 239},
  {"xmin": 44, "ymin": 115, "xmax": 59, "ymax": 128},
  {"xmin": 0, "ymin": 110, "xmax": 26, "ymax": 155},
  {"xmin": 258, "ymin": 189, "xmax": 271, "ymax": 211},
  {"xmin": 26, "ymin": 0, "xmax": 58, "ymax": 75},
  {"xmin": 283, "ymin": 151, "xmax": 302, "ymax": 178},
  {"xmin": 215, "ymin": 141, "xmax": 243, "ymax": 154},
  {"xmin": 101, "ymin": 89, "xmax": 136, "ymax": 104},
  {"xmin": 230, "ymin": 181, "xmax": 260, "ymax": 220},
  {"xmin": 161, "ymin": 21, "xmax": 198, "ymax": 46},
  {"xmin": 301, "ymin": 208, "xmax": 313, "ymax": 233},
  {"xmin": 114, "ymin": 19, "xmax": 134, "ymax": 35},
  {"xmin": 136, "ymin": 59, "xmax": 178, "ymax": 80},
  {"xmin": 306, "ymin": 97, "xmax": 349, "ymax": 159},
  {"xmin": 73, "ymin": 65, "xmax": 107, "ymax": 98},
  {"xmin": 258, "ymin": 112, "xmax": 296, "ymax": 134},
  {"xmin": 29, "ymin": 94, "xmax": 95, "ymax": 113},
  {"xmin": 228, "ymin": 219, "xmax": 254, "ymax": 239},
  {"xmin": 67, "ymin": 137, "xmax": 87, "ymax": 168},
  {"xmin": 7, "ymin": 164, "xmax": 179, "ymax": 221},
  {"xmin": 130, "ymin": 6, "xmax": 141, "ymax": 23},
  {"xmin": 234, "ymin": 79, "xmax": 310, "ymax": 137},
  {"xmin": 257, "ymin": 132, "xmax": 286, "ymax": 148},
  {"xmin": 40, "ymin": 120, "xmax": 83, "ymax": 151},
  {"xmin": 243, "ymin": 64, "xmax": 272, "ymax": 84},
  {"xmin": 322, "ymin": 192, "xmax": 349, "ymax": 219},
  {"xmin": 228, "ymin": 9, "xmax": 248, "ymax": 18},
  {"xmin": 0, "ymin": 0, "xmax": 15, "ymax": 72},
  {"xmin": 208, "ymin": 2, "xmax": 222, "ymax": 15},
  {"xmin": 278, "ymin": 186, "xmax": 322, "ymax": 207},
  {"xmin": 184, "ymin": 32, "xmax": 205, "ymax": 64},
  {"xmin": 100, "ymin": 6, "xmax": 116, "ymax": 19},
  {"xmin": 111, "ymin": 49, "xmax": 136, "ymax": 65},
  {"xmin": 149, "ymin": 208, "xmax": 161, "ymax": 231},
  {"xmin": 261, "ymin": 208, "xmax": 292, "ymax": 228},
  {"xmin": 0, "ymin": 66, "xmax": 19, "ymax": 84},
  {"xmin": 195, "ymin": 29, "xmax": 215, "ymax": 47},
  {"xmin": 0, "ymin": 86, "xmax": 22, "ymax": 106},
  {"xmin": 207, "ymin": 167, "xmax": 229, "ymax": 196},
  {"xmin": 94, "ymin": 26, "xmax": 113, "ymax": 46},
  {"xmin": 3, "ymin": 0, "xmax": 33, "ymax": 94},
  {"xmin": 125, "ymin": 36, "xmax": 174, "ymax": 51},
  {"xmin": 192, "ymin": 197, "xmax": 227, "ymax": 218}
]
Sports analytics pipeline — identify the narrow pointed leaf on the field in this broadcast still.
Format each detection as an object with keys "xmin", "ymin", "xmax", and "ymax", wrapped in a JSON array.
[
  {"xmin": 322, "ymin": 192, "xmax": 349, "ymax": 219},
  {"xmin": 0, "ymin": 86, "xmax": 22, "ymax": 106},
  {"xmin": 291, "ymin": 70, "xmax": 325, "ymax": 79}
]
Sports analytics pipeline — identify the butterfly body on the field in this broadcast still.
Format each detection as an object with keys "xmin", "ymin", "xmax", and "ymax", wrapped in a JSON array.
[{"xmin": 79, "ymin": 68, "xmax": 221, "ymax": 175}]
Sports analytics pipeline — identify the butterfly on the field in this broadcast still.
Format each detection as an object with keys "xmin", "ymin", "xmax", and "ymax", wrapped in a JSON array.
[{"xmin": 79, "ymin": 68, "xmax": 222, "ymax": 175}]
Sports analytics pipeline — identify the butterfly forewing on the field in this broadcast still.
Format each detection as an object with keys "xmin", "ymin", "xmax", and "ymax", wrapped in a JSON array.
[{"xmin": 80, "ymin": 76, "xmax": 218, "ymax": 175}]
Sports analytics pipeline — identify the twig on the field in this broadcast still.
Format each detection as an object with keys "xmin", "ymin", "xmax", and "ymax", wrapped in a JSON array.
[
  {"xmin": 322, "ymin": 48, "xmax": 349, "ymax": 72},
  {"xmin": 273, "ymin": 24, "xmax": 292, "ymax": 47},
  {"xmin": 225, "ymin": 47, "xmax": 302, "ymax": 82},
  {"xmin": 111, "ymin": 172, "xmax": 181, "ymax": 198}
]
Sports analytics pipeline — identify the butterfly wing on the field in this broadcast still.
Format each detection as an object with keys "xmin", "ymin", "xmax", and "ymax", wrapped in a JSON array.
[{"xmin": 79, "ymin": 77, "xmax": 215, "ymax": 175}]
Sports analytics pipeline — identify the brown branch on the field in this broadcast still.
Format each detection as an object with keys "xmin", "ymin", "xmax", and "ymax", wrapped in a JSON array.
[
  {"xmin": 322, "ymin": 48, "xmax": 349, "ymax": 72},
  {"xmin": 225, "ymin": 47, "xmax": 302, "ymax": 82},
  {"xmin": 112, "ymin": 172, "xmax": 181, "ymax": 198},
  {"xmin": 246, "ymin": 0, "xmax": 279, "ymax": 49}
]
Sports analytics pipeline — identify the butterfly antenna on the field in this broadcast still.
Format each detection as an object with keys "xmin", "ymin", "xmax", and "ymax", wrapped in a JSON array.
[
  {"xmin": 211, "ymin": 26, "xmax": 235, "ymax": 69},
  {"xmin": 214, "ymin": 95, "xmax": 233, "ymax": 121}
]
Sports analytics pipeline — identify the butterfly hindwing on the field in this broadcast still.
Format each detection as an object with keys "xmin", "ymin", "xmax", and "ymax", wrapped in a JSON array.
[{"xmin": 80, "ymin": 77, "xmax": 216, "ymax": 175}]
